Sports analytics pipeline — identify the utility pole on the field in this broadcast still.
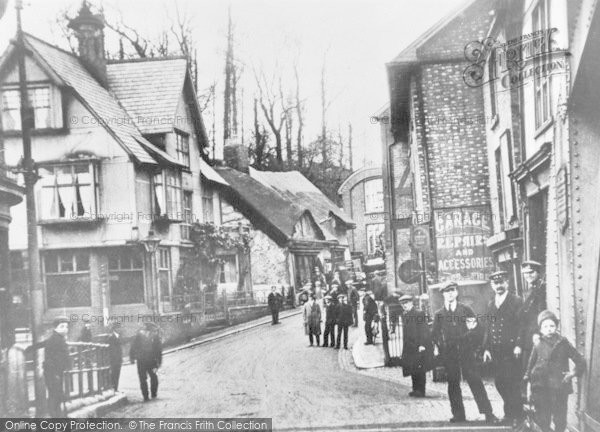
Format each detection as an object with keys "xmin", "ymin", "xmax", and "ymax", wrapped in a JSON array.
[{"xmin": 15, "ymin": 0, "xmax": 45, "ymax": 414}]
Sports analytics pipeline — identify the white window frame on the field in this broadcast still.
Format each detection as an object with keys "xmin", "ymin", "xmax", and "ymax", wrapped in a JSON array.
[
  {"xmin": 532, "ymin": 0, "xmax": 551, "ymax": 129},
  {"xmin": 153, "ymin": 168, "xmax": 183, "ymax": 220},
  {"xmin": 38, "ymin": 162, "xmax": 97, "ymax": 221},
  {"xmin": 175, "ymin": 130, "xmax": 190, "ymax": 169},
  {"xmin": 364, "ymin": 178, "xmax": 384, "ymax": 214},
  {"xmin": 1, "ymin": 86, "xmax": 52, "ymax": 130}
]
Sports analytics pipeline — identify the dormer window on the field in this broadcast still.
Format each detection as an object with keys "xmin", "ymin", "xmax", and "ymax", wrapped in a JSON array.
[{"xmin": 1, "ymin": 86, "xmax": 53, "ymax": 130}]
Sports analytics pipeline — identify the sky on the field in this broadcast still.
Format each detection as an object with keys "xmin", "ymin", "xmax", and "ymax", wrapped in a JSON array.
[{"xmin": 0, "ymin": 0, "xmax": 466, "ymax": 169}]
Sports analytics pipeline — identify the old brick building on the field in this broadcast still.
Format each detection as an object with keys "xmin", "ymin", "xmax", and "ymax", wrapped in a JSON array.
[{"xmin": 383, "ymin": 0, "xmax": 496, "ymax": 293}]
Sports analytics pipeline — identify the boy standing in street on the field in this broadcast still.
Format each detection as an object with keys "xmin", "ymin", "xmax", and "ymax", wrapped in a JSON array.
[{"xmin": 524, "ymin": 310, "xmax": 585, "ymax": 432}]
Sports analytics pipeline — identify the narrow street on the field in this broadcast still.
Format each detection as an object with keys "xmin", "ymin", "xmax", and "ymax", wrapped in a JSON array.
[{"xmin": 108, "ymin": 314, "xmax": 505, "ymax": 431}]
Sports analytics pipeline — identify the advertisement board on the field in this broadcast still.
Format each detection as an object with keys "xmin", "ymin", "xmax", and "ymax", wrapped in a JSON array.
[{"xmin": 433, "ymin": 206, "xmax": 494, "ymax": 281}]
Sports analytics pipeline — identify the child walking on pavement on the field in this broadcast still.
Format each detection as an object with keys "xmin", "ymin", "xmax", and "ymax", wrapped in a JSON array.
[{"xmin": 523, "ymin": 310, "xmax": 586, "ymax": 432}]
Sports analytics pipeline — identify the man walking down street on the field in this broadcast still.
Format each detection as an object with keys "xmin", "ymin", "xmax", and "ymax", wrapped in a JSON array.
[
  {"xmin": 268, "ymin": 286, "xmax": 282, "ymax": 325},
  {"xmin": 399, "ymin": 295, "xmax": 430, "ymax": 398},
  {"xmin": 483, "ymin": 271, "xmax": 524, "ymax": 425},
  {"xmin": 303, "ymin": 294, "xmax": 322, "ymax": 347},
  {"xmin": 130, "ymin": 322, "xmax": 163, "ymax": 401},
  {"xmin": 335, "ymin": 294, "xmax": 353, "ymax": 349},
  {"xmin": 322, "ymin": 295, "xmax": 337, "ymax": 348},
  {"xmin": 363, "ymin": 290, "xmax": 378, "ymax": 345},
  {"xmin": 432, "ymin": 282, "xmax": 497, "ymax": 424}
]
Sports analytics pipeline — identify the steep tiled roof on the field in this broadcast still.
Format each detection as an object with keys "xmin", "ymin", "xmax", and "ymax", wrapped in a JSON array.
[
  {"xmin": 22, "ymin": 34, "xmax": 158, "ymax": 164},
  {"xmin": 214, "ymin": 167, "xmax": 315, "ymax": 244},
  {"xmin": 249, "ymin": 168, "xmax": 355, "ymax": 228},
  {"xmin": 107, "ymin": 58, "xmax": 187, "ymax": 134}
]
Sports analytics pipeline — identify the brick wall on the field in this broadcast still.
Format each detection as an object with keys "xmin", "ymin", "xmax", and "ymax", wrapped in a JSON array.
[{"xmin": 418, "ymin": 62, "xmax": 490, "ymax": 209}]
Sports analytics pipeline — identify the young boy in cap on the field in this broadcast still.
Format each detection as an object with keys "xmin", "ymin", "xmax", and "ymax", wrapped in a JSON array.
[{"xmin": 523, "ymin": 310, "xmax": 585, "ymax": 432}]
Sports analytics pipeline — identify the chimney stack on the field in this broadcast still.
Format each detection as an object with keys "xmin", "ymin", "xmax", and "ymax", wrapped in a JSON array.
[
  {"xmin": 68, "ymin": 1, "xmax": 107, "ymax": 87},
  {"xmin": 223, "ymin": 137, "xmax": 249, "ymax": 173}
]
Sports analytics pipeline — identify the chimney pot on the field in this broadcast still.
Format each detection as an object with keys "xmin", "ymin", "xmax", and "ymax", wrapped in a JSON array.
[
  {"xmin": 68, "ymin": 1, "xmax": 107, "ymax": 87},
  {"xmin": 223, "ymin": 138, "xmax": 249, "ymax": 173}
]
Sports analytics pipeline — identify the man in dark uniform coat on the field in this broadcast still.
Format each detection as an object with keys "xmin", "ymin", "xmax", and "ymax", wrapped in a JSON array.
[
  {"xmin": 267, "ymin": 286, "xmax": 282, "ymax": 325},
  {"xmin": 348, "ymin": 282, "xmax": 360, "ymax": 327},
  {"xmin": 335, "ymin": 294, "xmax": 353, "ymax": 349},
  {"xmin": 107, "ymin": 322, "xmax": 123, "ymax": 391},
  {"xmin": 130, "ymin": 322, "xmax": 163, "ymax": 401},
  {"xmin": 28, "ymin": 316, "xmax": 70, "ymax": 416},
  {"xmin": 399, "ymin": 295, "xmax": 430, "ymax": 397},
  {"xmin": 519, "ymin": 261, "xmax": 546, "ymax": 365},
  {"xmin": 483, "ymin": 271, "xmax": 524, "ymax": 424},
  {"xmin": 432, "ymin": 282, "xmax": 497, "ymax": 423},
  {"xmin": 363, "ymin": 290, "xmax": 378, "ymax": 345}
]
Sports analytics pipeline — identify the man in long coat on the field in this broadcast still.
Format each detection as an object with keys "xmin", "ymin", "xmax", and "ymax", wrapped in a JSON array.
[
  {"xmin": 303, "ymin": 294, "xmax": 322, "ymax": 346},
  {"xmin": 107, "ymin": 322, "xmax": 123, "ymax": 391},
  {"xmin": 483, "ymin": 271, "xmax": 524, "ymax": 424},
  {"xmin": 399, "ymin": 295, "xmax": 430, "ymax": 397},
  {"xmin": 28, "ymin": 316, "xmax": 70, "ymax": 416},
  {"xmin": 267, "ymin": 286, "xmax": 282, "ymax": 325},
  {"xmin": 335, "ymin": 294, "xmax": 353, "ymax": 349},
  {"xmin": 363, "ymin": 290, "xmax": 378, "ymax": 345},
  {"xmin": 322, "ymin": 295, "xmax": 337, "ymax": 348}
]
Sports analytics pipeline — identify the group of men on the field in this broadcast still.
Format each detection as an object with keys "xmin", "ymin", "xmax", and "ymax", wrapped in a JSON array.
[
  {"xmin": 397, "ymin": 260, "xmax": 550, "ymax": 425},
  {"xmin": 303, "ymin": 292, "xmax": 354, "ymax": 349}
]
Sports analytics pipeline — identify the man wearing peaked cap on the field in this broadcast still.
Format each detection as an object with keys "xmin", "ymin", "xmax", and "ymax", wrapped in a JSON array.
[
  {"xmin": 483, "ymin": 269, "xmax": 524, "ymax": 424},
  {"xmin": 322, "ymin": 294, "xmax": 337, "ymax": 348},
  {"xmin": 335, "ymin": 294, "xmax": 353, "ymax": 349},
  {"xmin": 432, "ymin": 280, "xmax": 496, "ymax": 423}
]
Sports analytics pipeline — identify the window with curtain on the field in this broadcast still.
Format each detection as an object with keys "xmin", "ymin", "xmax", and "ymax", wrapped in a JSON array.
[
  {"xmin": 39, "ymin": 163, "xmax": 96, "ymax": 220},
  {"xmin": 218, "ymin": 255, "xmax": 238, "ymax": 284},
  {"xmin": 181, "ymin": 191, "xmax": 193, "ymax": 240},
  {"xmin": 153, "ymin": 169, "xmax": 182, "ymax": 219},
  {"xmin": 202, "ymin": 188, "xmax": 214, "ymax": 223},
  {"xmin": 1, "ymin": 87, "xmax": 52, "ymax": 130},
  {"xmin": 158, "ymin": 247, "xmax": 172, "ymax": 302}
]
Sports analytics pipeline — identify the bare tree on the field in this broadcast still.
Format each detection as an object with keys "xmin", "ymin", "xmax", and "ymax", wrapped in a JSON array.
[{"xmin": 294, "ymin": 62, "xmax": 304, "ymax": 168}]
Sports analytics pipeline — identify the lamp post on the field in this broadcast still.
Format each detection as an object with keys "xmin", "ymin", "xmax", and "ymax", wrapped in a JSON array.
[{"xmin": 141, "ymin": 230, "xmax": 161, "ymax": 315}]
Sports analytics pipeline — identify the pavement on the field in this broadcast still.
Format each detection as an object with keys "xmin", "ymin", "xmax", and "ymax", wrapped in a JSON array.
[{"xmin": 106, "ymin": 310, "xmax": 510, "ymax": 431}]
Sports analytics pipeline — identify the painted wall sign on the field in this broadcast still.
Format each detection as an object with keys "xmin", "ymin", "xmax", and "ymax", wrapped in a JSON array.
[
  {"xmin": 434, "ymin": 206, "xmax": 495, "ymax": 281},
  {"xmin": 411, "ymin": 225, "xmax": 430, "ymax": 253}
]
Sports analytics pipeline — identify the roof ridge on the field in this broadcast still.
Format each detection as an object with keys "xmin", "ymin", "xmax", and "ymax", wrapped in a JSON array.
[
  {"xmin": 23, "ymin": 32, "xmax": 78, "ymax": 58},
  {"xmin": 107, "ymin": 56, "xmax": 187, "ymax": 64}
]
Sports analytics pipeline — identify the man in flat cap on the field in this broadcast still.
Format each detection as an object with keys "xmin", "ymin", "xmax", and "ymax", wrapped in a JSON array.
[
  {"xmin": 399, "ymin": 295, "xmax": 430, "ymax": 397},
  {"xmin": 28, "ymin": 316, "xmax": 71, "ymax": 416},
  {"xmin": 322, "ymin": 295, "xmax": 337, "ymax": 348},
  {"xmin": 347, "ymin": 281, "xmax": 360, "ymax": 327},
  {"xmin": 432, "ymin": 282, "xmax": 496, "ymax": 423},
  {"xmin": 519, "ymin": 261, "xmax": 546, "ymax": 368},
  {"xmin": 335, "ymin": 294, "xmax": 353, "ymax": 349},
  {"xmin": 483, "ymin": 270, "xmax": 524, "ymax": 425}
]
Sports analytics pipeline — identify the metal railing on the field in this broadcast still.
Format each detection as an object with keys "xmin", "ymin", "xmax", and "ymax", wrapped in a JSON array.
[
  {"xmin": 381, "ymin": 304, "xmax": 404, "ymax": 367},
  {"xmin": 23, "ymin": 341, "xmax": 112, "ymax": 412}
]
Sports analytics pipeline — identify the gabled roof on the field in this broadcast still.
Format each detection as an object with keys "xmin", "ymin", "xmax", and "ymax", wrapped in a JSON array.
[
  {"xmin": 20, "ymin": 34, "xmax": 162, "ymax": 165},
  {"xmin": 249, "ymin": 168, "xmax": 355, "ymax": 229},
  {"xmin": 389, "ymin": 0, "xmax": 479, "ymax": 64},
  {"xmin": 106, "ymin": 58, "xmax": 187, "ymax": 135},
  {"xmin": 0, "ymin": 33, "xmax": 190, "ymax": 168},
  {"xmin": 214, "ymin": 167, "xmax": 325, "ymax": 246}
]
